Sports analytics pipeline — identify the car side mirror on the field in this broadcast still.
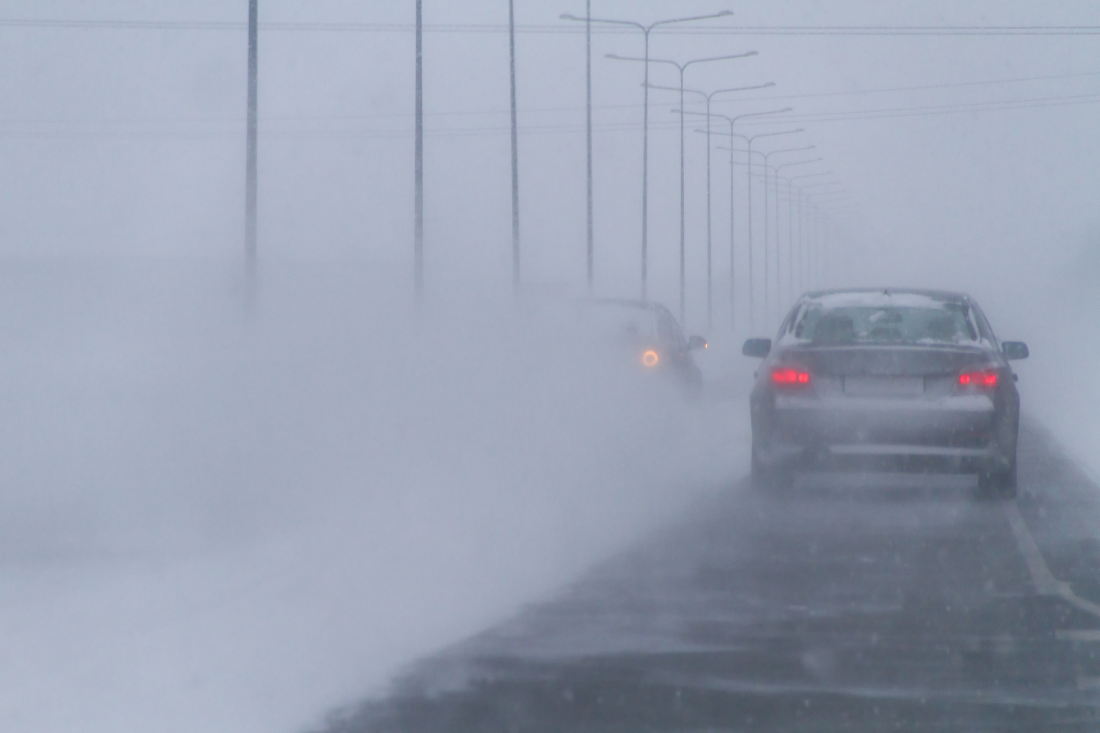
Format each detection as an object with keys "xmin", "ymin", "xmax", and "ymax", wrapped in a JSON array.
[
  {"xmin": 742, "ymin": 338, "xmax": 771, "ymax": 358},
  {"xmin": 1002, "ymin": 341, "xmax": 1029, "ymax": 360},
  {"xmin": 687, "ymin": 335, "xmax": 708, "ymax": 351}
]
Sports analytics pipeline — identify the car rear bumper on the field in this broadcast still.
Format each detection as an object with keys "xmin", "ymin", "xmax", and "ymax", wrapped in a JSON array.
[{"xmin": 754, "ymin": 395, "xmax": 1012, "ymax": 474}]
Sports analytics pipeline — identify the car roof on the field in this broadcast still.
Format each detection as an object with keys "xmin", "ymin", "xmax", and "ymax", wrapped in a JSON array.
[{"xmin": 800, "ymin": 288, "xmax": 973, "ymax": 306}]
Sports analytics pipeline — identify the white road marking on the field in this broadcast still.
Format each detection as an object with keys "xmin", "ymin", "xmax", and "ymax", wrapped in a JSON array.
[
  {"xmin": 1056, "ymin": 630, "xmax": 1100, "ymax": 642},
  {"xmin": 1002, "ymin": 502, "xmax": 1100, "ymax": 619}
]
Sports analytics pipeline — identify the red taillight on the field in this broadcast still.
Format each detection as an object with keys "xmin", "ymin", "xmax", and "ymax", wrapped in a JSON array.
[
  {"xmin": 772, "ymin": 367, "xmax": 812, "ymax": 387},
  {"xmin": 959, "ymin": 369, "xmax": 998, "ymax": 388}
]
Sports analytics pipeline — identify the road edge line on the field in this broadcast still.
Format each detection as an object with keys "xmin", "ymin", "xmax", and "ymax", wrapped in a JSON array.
[{"xmin": 1002, "ymin": 502, "xmax": 1100, "ymax": 619}]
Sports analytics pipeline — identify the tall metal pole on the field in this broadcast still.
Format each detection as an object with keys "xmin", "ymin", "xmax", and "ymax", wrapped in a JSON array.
[
  {"xmin": 576, "ymin": 12, "xmax": 732, "ymax": 300},
  {"xmin": 787, "ymin": 178, "xmax": 794, "ymax": 300},
  {"xmin": 775, "ymin": 167, "xmax": 781, "ymax": 308},
  {"xmin": 245, "ymin": 0, "xmax": 258, "ymax": 290},
  {"xmin": 644, "ymin": 79, "xmax": 783, "ymax": 329},
  {"xmin": 797, "ymin": 184, "xmax": 845, "ymax": 290},
  {"xmin": 642, "ymin": 66, "xmax": 758, "ymax": 327},
  {"xmin": 674, "ymin": 72, "xmax": 688, "ymax": 324},
  {"xmin": 729, "ymin": 135, "xmax": 736, "ymax": 330},
  {"xmin": 759, "ymin": 144, "xmax": 812, "ymax": 323},
  {"xmin": 800, "ymin": 188, "xmax": 809, "ymax": 290},
  {"xmin": 746, "ymin": 140, "xmax": 754, "ymax": 328},
  {"xmin": 641, "ymin": 32, "xmax": 650, "ymax": 299},
  {"xmin": 585, "ymin": 0, "xmax": 593, "ymax": 294},
  {"xmin": 509, "ymin": 0, "xmax": 520, "ymax": 292},
  {"xmin": 745, "ymin": 130, "xmax": 803, "ymax": 328},
  {"xmin": 762, "ymin": 160, "xmax": 768, "ymax": 324},
  {"xmin": 811, "ymin": 207, "xmax": 818, "ymax": 288},
  {"xmin": 656, "ymin": 55, "xmax": 758, "ymax": 324},
  {"xmin": 669, "ymin": 86, "xmax": 776, "ymax": 331},
  {"xmin": 771, "ymin": 159, "xmax": 822, "ymax": 306},
  {"xmin": 414, "ymin": 0, "xmax": 424, "ymax": 299},
  {"xmin": 787, "ymin": 179, "xmax": 796, "ymax": 299},
  {"xmin": 705, "ymin": 100, "xmax": 712, "ymax": 329},
  {"xmin": 789, "ymin": 173, "xmax": 835, "ymax": 292},
  {"xmin": 684, "ymin": 106, "xmax": 783, "ymax": 331}
]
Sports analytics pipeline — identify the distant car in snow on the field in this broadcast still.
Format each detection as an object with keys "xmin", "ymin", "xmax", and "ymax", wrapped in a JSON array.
[
  {"xmin": 580, "ymin": 299, "xmax": 706, "ymax": 394},
  {"xmin": 742, "ymin": 288, "xmax": 1028, "ymax": 497}
]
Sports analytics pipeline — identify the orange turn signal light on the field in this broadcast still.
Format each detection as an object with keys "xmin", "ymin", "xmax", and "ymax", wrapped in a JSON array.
[{"xmin": 642, "ymin": 350, "xmax": 660, "ymax": 367}]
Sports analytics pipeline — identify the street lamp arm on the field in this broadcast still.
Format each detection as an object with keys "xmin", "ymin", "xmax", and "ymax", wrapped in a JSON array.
[
  {"xmin": 561, "ymin": 14, "xmax": 644, "ymax": 32},
  {"xmin": 711, "ymin": 81, "xmax": 774, "ymax": 98},
  {"xmin": 650, "ymin": 10, "xmax": 733, "ymax": 30},
  {"xmin": 789, "ymin": 171, "xmax": 833, "ymax": 183},
  {"xmin": 643, "ymin": 50, "xmax": 757, "ymax": 73},
  {"xmin": 750, "ymin": 128, "xmax": 803, "ymax": 142},
  {"xmin": 669, "ymin": 81, "xmax": 775, "ymax": 101},
  {"xmin": 606, "ymin": 53, "xmax": 648, "ymax": 63},
  {"xmin": 776, "ymin": 157, "xmax": 823, "ymax": 171},
  {"xmin": 764, "ymin": 145, "xmax": 815, "ymax": 160},
  {"xmin": 732, "ymin": 107, "xmax": 793, "ymax": 124},
  {"xmin": 682, "ymin": 51, "xmax": 758, "ymax": 70},
  {"xmin": 653, "ymin": 83, "xmax": 696, "ymax": 95},
  {"xmin": 714, "ymin": 146, "xmax": 766, "ymax": 160},
  {"xmin": 564, "ymin": 9, "xmax": 732, "ymax": 32}
]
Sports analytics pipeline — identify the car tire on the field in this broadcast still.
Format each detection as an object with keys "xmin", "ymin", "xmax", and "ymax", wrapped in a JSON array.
[{"xmin": 977, "ymin": 456, "xmax": 1017, "ymax": 500}]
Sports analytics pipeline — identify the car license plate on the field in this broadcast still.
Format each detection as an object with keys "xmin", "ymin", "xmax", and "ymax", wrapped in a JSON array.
[{"xmin": 843, "ymin": 376, "xmax": 924, "ymax": 397}]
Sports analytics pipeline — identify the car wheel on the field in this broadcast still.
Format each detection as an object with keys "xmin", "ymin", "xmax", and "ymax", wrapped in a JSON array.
[{"xmin": 977, "ymin": 456, "xmax": 1017, "ymax": 500}]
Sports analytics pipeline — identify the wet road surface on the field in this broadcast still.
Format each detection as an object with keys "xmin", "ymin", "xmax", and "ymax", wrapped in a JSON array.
[{"xmin": 319, "ymin": 421, "xmax": 1100, "ymax": 732}]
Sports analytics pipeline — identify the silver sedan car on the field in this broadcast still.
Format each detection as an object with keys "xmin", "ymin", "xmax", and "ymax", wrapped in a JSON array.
[{"xmin": 743, "ymin": 289, "xmax": 1029, "ymax": 498}]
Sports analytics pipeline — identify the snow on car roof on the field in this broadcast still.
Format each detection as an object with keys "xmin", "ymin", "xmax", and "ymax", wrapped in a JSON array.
[{"xmin": 799, "ymin": 288, "xmax": 970, "ymax": 310}]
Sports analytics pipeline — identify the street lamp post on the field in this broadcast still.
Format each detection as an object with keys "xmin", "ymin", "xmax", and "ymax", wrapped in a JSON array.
[
  {"xmin": 509, "ymin": 0, "xmax": 520, "ymax": 292},
  {"xmin": 246, "ymin": 0, "xmax": 258, "ymax": 303},
  {"xmin": 772, "ymin": 157, "xmax": 821, "ymax": 307},
  {"xmin": 610, "ymin": 52, "xmax": 758, "ymax": 325},
  {"xmin": 690, "ymin": 106, "xmax": 787, "ymax": 327},
  {"xmin": 820, "ymin": 204, "xmax": 860, "ymax": 287},
  {"xmin": 795, "ymin": 184, "xmax": 845, "ymax": 288},
  {"xmin": 585, "ymin": 0, "xmax": 592, "ymax": 293},
  {"xmin": 662, "ymin": 80, "xmax": 777, "ymax": 328},
  {"xmin": 708, "ymin": 109, "xmax": 790, "ymax": 329},
  {"xmin": 716, "ymin": 144, "xmax": 767, "ymax": 321},
  {"xmin": 561, "ymin": 10, "xmax": 732, "ymax": 300},
  {"xmin": 708, "ymin": 108, "xmax": 796, "ymax": 327},
  {"xmin": 812, "ymin": 197, "xmax": 853, "ymax": 286},
  {"xmin": 743, "ymin": 129, "xmax": 800, "ymax": 327},
  {"xmin": 761, "ymin": 144, "xmax": 813, "ymax": 324},
  {"xmin": 785, "ymin": 170, "xmax": 831, "ymax": 296},
  {"xmin": 414, "ymin": 0, "xmax": 423, "ymax": 300},
  {"xmin": 557, "ymin": 2, "xmax": 594, "ymax": 293}
]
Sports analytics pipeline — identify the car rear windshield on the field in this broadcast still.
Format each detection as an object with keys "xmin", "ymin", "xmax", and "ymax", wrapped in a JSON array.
[{"xmin": 792, "ymin": 304, "xmax": 979, "ymax": 345}]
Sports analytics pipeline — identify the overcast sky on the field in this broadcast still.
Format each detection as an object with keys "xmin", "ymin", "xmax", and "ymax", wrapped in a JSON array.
[{"xmin": 1, "ymin": 1, "xmax": 1099, "ymax": 330}]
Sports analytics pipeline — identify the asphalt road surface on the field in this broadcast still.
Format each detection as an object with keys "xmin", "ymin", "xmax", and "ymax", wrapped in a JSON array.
[{"xmin": 319, "ymin": 420, "xmax": 1100, "ymax": 732}]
